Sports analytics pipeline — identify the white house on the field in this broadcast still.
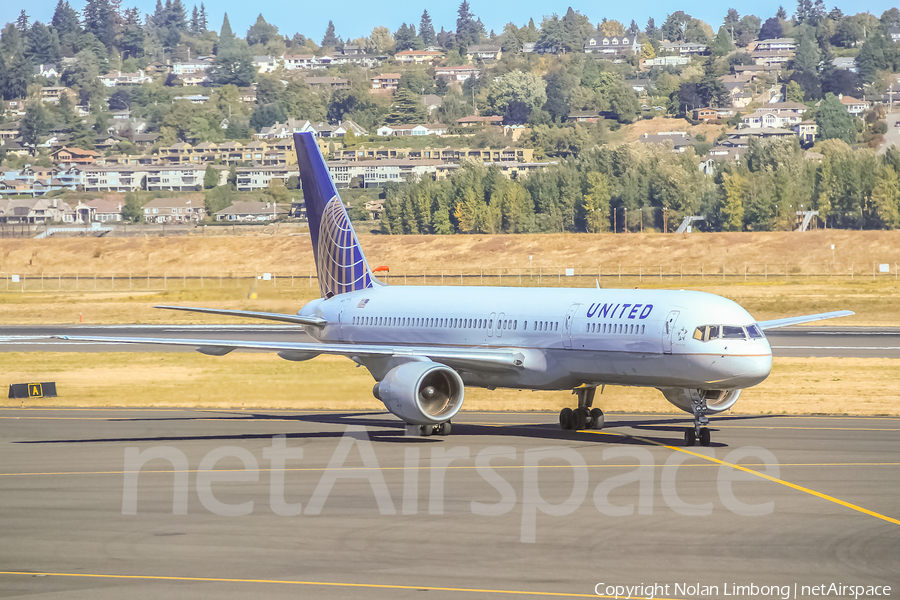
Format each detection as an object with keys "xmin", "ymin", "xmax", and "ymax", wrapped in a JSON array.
[{"xmin": 376, "ymin": 124, "xmax": 449, "ymax": 137}]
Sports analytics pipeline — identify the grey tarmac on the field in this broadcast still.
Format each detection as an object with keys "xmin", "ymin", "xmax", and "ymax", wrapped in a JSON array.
[
  {"xmin": 1, "ymin": 408, "xmax": 898, "ymax": 599},
  {"xmin": 3, "ymin": 325, "xmax": 900, "ymax": 358}
]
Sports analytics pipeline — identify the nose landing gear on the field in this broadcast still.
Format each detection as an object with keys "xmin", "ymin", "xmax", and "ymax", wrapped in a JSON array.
[
  {"xmin": 559, "ymin": 387, "xmax": 604, "ymax": 430},
  {"xmin": 684, "ymin": 392, "xmax": 711, "ymax": 446}
]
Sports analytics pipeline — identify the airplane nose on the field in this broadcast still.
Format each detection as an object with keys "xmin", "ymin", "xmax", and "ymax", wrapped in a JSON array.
[{"xmin": 729, "ymin": 352, "xmax": 773, "ymax": 387}]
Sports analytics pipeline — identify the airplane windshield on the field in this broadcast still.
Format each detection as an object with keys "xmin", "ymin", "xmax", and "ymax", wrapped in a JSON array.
[{"xmin": 692, "ymin": 324, "xmax": 764, "ymax": 342}]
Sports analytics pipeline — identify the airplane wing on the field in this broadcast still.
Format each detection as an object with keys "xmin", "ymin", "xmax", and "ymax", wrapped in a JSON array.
[
  {"xmin": 154, "ymin": 305, "xmax": 326, "ymax": 327},
  {"xmin": 53, "ymin": 335, "xmax": 525, "ymax": 372},
  {"xmin": 757, "ymin": 310, "xmax": 854, "ymax": 330}
]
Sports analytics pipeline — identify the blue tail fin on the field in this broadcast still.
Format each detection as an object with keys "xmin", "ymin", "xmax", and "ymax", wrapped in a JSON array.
[{"xmin": 294, "ymin": 132, "xmax": 375, "ymax": 298}]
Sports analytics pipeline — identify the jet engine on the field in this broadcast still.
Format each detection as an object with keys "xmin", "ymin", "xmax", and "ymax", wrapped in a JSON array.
[
  {"xmin": 659, "ymin": 388, "xmax": 742, "ymax": 414},
  {"xmin": 373, "ymin": 362, "xmax": 465, "ymax": 426}
]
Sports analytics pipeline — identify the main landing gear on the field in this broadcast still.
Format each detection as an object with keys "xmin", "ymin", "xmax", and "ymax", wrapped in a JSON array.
[
  {"xmin": 684, "ymin": 392, "xmax": 711, "ymax": 447},
  {"xmin": 559, "ymin": 387, "xmax": 604, "ymax": 431},
  {"xmin": 405, "ymin": 422, "xmax": 452, "ymax": 437}
]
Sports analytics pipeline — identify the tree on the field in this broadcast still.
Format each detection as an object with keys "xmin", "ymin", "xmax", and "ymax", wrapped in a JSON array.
[
  {"xmin": 791, "ymin": 27, "xmax": 821, "ymax": 98},
  {"xmin": 599, "ymin": 19, "xmax": 626, "ymax": 37},
  {"xmin": 455, "ymin": 1, "xmax": 481, "ymax": 49},
  {"xmin": 661, "ymin": 11, "xmax": 691, "ymax": 42},
  {"xmin": 721, "ymin": 172, "xmax": 747, "ymax": 231},
  {"xmin": 201, "ymin": 164, "xmax": 218, "ymax": 189},
  {"xmin": 6, "ymin": 50, "xmax": 32, "ymax": 100},
  {"xmin": 217, "ymin": 13, "xmax": 236, "ymax": 52},
  {"xmin": 786, "ymin": 80, "xmax": 805, "ymax": 102},
  {"xmin": 712, "ymin": 26, "xmax": 733, "ymax": 57},
  {"xmin": 108, "ymin": 89, "xmax": 131, "ymax": 110},
  {"xmin": 794, "ymin": 0, "xmax": 813, "ymax": 24},
  {"xmin": 759, "ymin": 17, "xmax": 783, "ymax": 40},
  {"xmin": 419, "ymin": 10, "xmax": 436, "ymax": 46},
  {"xmin": 247, "ymin": 14, "xmax": 279, "ymax": 47},
  {"xmin": 487, "ymin": 70, "xmax": 547, "ymax": 119},
  {"xmin": 17, "ymin": 10, "xmax": 30, "ymax": 33},
  {"xmin": 583, "ymin": 172, "xmax": 610, "ymax": 232},
  {"xmin": 645, "ymin": 17, "xmax": 657, "ymax": 37},
  {"xmin": 776, "ymin": 5, "xmax": 788, "ymax": 19},
  {"xmin": 321, "ymin": 20, "xmax": 339, "ymax": 48},
  {"xmin": 69, "ymin": 117, "xmax": 95, "ymax": 150},
  {"xmin": 21, "ymin": 102, "xmax": 47, "ymax": 155},
  {"xmin": 816, "ymin": 93, "xmax": 855, "ymax": 144},
  {"xmin": 82, "ymin": 0, "xmax": 116, "ymax": 49},
  {"xmin": 394, "ymin": 23, "xmax": 423, "ymax": 52},
  {"xmin": 210, "ymin": 42, "xmax": 256, "ymax": 87},
  {"xmin": 27, "ymin": 23, "xmax": 60, "ymax": 65},
  {"xmin": 384, "ymin": 87, "xmax": 426, "ymax": 124},
  {"xmin": 855, "ymin": 34, "xmax": 888, "ymax": 84},
  {"xmin": 62, "ymin": 49, "xmax": 102, "ymax": 102},
  {"xmin": 198, "ymin": 3, "xmax": 208, "ymax": 32}
]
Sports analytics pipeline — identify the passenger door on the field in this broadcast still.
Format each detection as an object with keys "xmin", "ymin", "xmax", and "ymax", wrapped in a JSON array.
[
  {"xmin": 563, "ymin": 303, "xmax": 580, "ymax": 349},
  {"xmin": 487, "ymin": 311, "xmax": 496, "ymax": 338},
  {"xmin": 663, "ymin": 310, "xmax": 680, "ymax": 354},
  {"xmin": 495, "ymin": 312, "xmax": 505, "ymax": 339}
]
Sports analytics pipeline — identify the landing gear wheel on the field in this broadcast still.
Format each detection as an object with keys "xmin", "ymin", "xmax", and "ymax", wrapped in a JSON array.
[
  {"xmin": 559, "ymin": 407, "xmax": 573, "ymax": 430},
  {"xmin": 699, "ymin": 427, "xmax": 710, "ymax": 447},
  {"xmin": 437, "ymin": 422, "xmax": 452, "ymax": 436},
  {"xmin": 590, "ymin": 408, "xmax": 605, "ymax": 429},
  {"xmin": 684, "ymin": 427, "xmax": 696, "ymax": 446},
  {"xmin": 420, "ymin": 425, "xmax": 433, "ymax": 437},
  {"xmin": 573, "ymin": 407, "xmax": 588, "ymax": 430}
]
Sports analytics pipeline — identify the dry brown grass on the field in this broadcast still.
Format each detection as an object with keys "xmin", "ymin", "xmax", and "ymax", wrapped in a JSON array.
[
  {"xmin": 5, "ymin": 230, "xmax": 900, "ymax": 274},
  {"xmin": 616, "ymin": 117, "xmax": 727, "ymax": 144},
  {"xmin": 2, "ymin": 352, "xmax": 897, "ymax": 416},
  {"xmin": 2, "ymin": 231, "xmax": 899, "ymax": 325}
]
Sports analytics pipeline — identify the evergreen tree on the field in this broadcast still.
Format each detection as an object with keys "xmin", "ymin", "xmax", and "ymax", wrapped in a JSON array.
[
  {"xmin": 17, "ymin": 10, "xmax": 30, "ymax": 33},
  {"xmin": 420, "ymin": 10, "xmax": 436, "ymax": 46},
  {"xmin": 456, "ymin": 0, "xmax": 480, "ymax": 49},
  {"xmin": 199, "ymin": 3, "xmax": 208, "ymax": 32},
  {"xmin": 51, "ymin": 0, "xmax": 81, "ymax": 38},
  {"xmin": 645, "ymin": 17, "xmax": 657, "ymax": 37},
  {"xmin": 21, "ymin": 102, "xmax": 47, "ymax": 155},
  {"xmin": 210, "ymin": 40, "xmax": 256, "ymax": 87},
  {"xmin": 69, "ymin": 117, "xmax": 95, "ymax": 150},
  {"xmin": 794, "ymin": 0, "xmax": 813, "ymax": 24},
  {"xmin": 204, "ymin": 164, "xmax": 219, "ymax": 188},
  {"xmin": 190, "ymin": 6, "xmax": 200, "ymax": 34},
  {"xmin": 7, "ymin": 50, "xmax": 32, "ymax": 100},
  {"xmin": 247, "ymin": 14, "xmax": 279, "ymax": 46},
  {"xmin": 776, "ymin": 5, "xmax": 788, "ymax": 19},
  {"xmin": 384, "ymin": 87, "xmax": 426, "ymax": 124},
  {"xmin": 217, "ymin": 13, "xmax": 236, "ymax": 53},
  {"xmin": 83, "ymin": 0, "xmax": 116, "ymax": 49},
  {"xmin": 321, "ymin": 20, "xmax": 339, "ymax": 48},
  {"xmin": 0, "ymin": 56, "xmax": 8, "ymax": 101},
  {"xmin": 167, "ymin": 0, "xmax": 187, "ymax": 32},
  {"xmin": 713, "ymin": 26, "xmax": 733, "ymax": 56},
  {"xmin": 57, "ymin": 90, "xmax": 75, "ymax": 124},
  {"xmin": 27, "ymin": 23, "xmax": 61, "ymax": 65},
  {"xmin": 759, "ymin": 17, "xmax": 783, "ymax": 39},
  {"xmin": 816, "ymin": 93, "xmax": 855, "ymax": 143}
]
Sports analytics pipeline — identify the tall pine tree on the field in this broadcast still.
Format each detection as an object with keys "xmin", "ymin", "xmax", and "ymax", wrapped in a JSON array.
[{"xmin": 420, "ymin": 10, "xmax": 436, "ymax": 46}]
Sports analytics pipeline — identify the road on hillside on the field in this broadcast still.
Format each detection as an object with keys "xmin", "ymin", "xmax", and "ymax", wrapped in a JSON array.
[{"xmin": 879, "ymin": 110, "xmax": 900, "ymax": 154}]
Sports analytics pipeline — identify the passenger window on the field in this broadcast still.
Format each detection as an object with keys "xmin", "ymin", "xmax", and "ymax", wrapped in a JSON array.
[
  {"xmin": 641, "ymin": 325, "xmax": 645, "ymax": 334},
  {"xmin": 489, "ymin": 319, "xmax": 493, "ymax": 329},
  {"xmin": 723, "ymin": 326, "xmax": 745, "ymax": 339},
  {"xmin": 513, "ymin": 320, "xmax": 517, "ymax": 330}
]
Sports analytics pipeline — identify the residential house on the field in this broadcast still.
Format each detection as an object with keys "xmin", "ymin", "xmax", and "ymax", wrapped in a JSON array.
[
  {"xmin": 173, "ymin": 94, "xmax": 209, "ymax": 103},
  {"xmin": 173, "ymin": 59, "xmax": 212, "ymax": 75},
  {"xmin": 370, "ymin": 73, "xmax": 401, "ymax": 90},
  {"xmin": 659, "ymin": 42, "xmax": 708, "ymax": 56},
  {"xmin": 890, "ymin": 26, "xmax": 900, "ymax": 42},
  {"xmin": 331, "ymin": 146, "xmax": 534, "ymax": 163},
  {"xmin": 583, "ymin": 35, "xmax": 641, "ymax": 56},
  {"xmin": 81, "ymin": 166, "xmax": 146, "ymax": 192},
  {"xmin": 144, "ymin": 166, "xmax": 207, "ymax": 191},
  {"xmin": 637, "ymin": 131, "xmax": 698, "ymax": 152},
  {"xmin": 395, "ymin": 50, "xmax": 445, "ymax": 64},
  {"xmin": 741, "ymin": 109, "xmax": 804, "ymax": 129},
  {"xmin": 465, "ymin": 45, "xmax": 502, "ymax": 61},
  {"xmin": 235, "ymin": 166, "xmax": 298, "ymax": 191},
  {"xmin": 282, "ymin": 54, "xmax": 330, "ymax": 70},
  {"xmin": 751, "ymin": 50, "xmax": 793, "ymax": 67},
  {"xmin": 303, "ymin": 76, "xmax": 351, "ymax": 91},
  {"xmin": 327, "ymin": 159, "xmax": 444, "ymax": 188},
  {"xmin": 566, "ymin": 111, "xmax": 600, "ymax": 123},
  {"xmin": 214, "ymin": 201, "xmax": 288, "ymax": 221},
  {"xmin": 51, "ymin": 147, "xmax": 101, "ymax": 165},
  {"xmin": 795, "ymin": 120, "xmax": 818, "ymax": 145},
  {"xmin": 99, "ymin": 70, "xmax": 152, "ymax": 87},
  {"xmin": 40, "ymin": 87, "xmax": 75, "ymax": 103},
  {"xmin": 77, "ymin": 198, "xmax": 123, "ymax": 222},
  {"xmin": 521, "ymin": 42, "xmax": 536, "ymax": 53},
  {"xmin": 838, "ymin": 94, "xmax": 870, "ymax": 115},
  {"xmin": 642, "ymin": 56, "xmax": 690, "ymax": 67},
  {"xmin": 693, "ymin": 108, "xmax": 719, "ymax": 122},
  {"xmin": 376, "ymin": 123, "xmax": 449, "ymax": 137},
  {"xmin": 0, "ymin": 197, "xmax": 73, "ymax": 222},
  {"xmin": 178, "ymin": 70, "xmax": 209, "ymax": 85},
  {"xmin": 32, "ymin": 64, "xmax": 60, "ymax": 78},
  {"xmin": 142, "ymin": 197, "xmax": 207, "ymax": 223},
  {"xmin": 255, "ymin": 119, "xmax": 319, "ymax": 139},
  {"xmin": 832, "ymin": 57, "xmax": 857, "ymax": 72},
  {"xmin": 423, "ymin": 94, "xmax": 443, "ymax": 113},
  {"xmin": 0, "ymin": 121, "xmax": 21, "ymax": 141},
  {"xmin": 456, "ymin": 115, "xmax": 504, "ymax": 128},
  {"xmin": 331, "ymin": 121, "xmax": 368, "ymax": 137},
  {"xmin": 754, "ymin": 38, "xmax": 796, "ymax": 51},
  {"xmin": 434, "ymin": 65, "xmax": 481, "ymax": 81},
  {"xmin": 253, "ymin": 56, "xmax": 279, "ymax": 73}
]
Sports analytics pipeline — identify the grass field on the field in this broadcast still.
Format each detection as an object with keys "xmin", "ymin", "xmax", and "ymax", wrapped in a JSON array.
[
  {"xmin": 1, "ymin": 352, "xmax": 896, "ymax": 415},
  {"xmin": 1, "ymin": 230, "xmax": 899, "ymax": 325}
]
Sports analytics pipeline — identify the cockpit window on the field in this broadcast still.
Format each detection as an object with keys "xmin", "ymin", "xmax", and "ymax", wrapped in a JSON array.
[
  {"xmin": 707, "ymin": 325, "xmax": 720, "ymax": 340},
  {"xmin": 746, "ymin": 324, "xmax": 764, "ymax": 339},
  {"xmin": 722, "ymin": 326, "xmax": 745, "ymax": 339}
]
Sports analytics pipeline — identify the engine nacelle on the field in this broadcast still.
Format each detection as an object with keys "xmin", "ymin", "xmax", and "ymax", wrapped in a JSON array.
[
  {"xmin": 373, "ymin": 362, "xmax": 465, "ymax": 426},
  {"xmin": 659, "ymin": 388, "xmax": 742, "ymax": 414}
]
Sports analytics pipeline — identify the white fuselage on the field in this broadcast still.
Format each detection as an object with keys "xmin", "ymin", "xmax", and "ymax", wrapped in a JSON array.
[{"xmin": 299, "ymin": 286, "xmax": 773, "ymax": 393}]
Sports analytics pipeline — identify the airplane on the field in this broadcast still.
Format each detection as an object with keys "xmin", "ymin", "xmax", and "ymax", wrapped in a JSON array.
[{"xmin": 58, "ymin": 132, "xmax": 853, "ymax": 447}]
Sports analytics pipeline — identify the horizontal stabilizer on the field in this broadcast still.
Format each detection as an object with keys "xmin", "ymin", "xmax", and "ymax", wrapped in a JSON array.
[
  {"xmin": 758, "ymin": 310, "xmax": 854, "ymax": 330},
  {"xmin": 155, "ymin": 305, "xmax": 326, "ymax": 327}
]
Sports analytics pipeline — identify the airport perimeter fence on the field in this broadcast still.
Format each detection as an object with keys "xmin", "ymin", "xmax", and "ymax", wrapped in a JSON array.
[{"xmin": 2, "ymin": 262, "xmax": 899, "ymax": 293}]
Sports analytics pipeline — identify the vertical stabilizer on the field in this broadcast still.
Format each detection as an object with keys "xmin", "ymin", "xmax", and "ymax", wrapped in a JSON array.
[{"xmin": 294, "ymin": 132, "xmax": 375, "ymax": 298}]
